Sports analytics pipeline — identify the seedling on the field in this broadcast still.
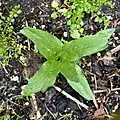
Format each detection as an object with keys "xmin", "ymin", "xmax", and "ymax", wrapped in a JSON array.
[
  {"xmin": 0, "ymin": 5, "xmax": 22, "ymax": 65},
  {"xmin": 20, "ymin": 27, "xmax": 115, "ymax": 100},
  {"xmin": 53, "ymin": 0, "xmax": 115, "ymax": 38}
]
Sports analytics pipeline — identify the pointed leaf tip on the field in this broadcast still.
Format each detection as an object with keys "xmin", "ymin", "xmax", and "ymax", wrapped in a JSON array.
[
  {"xmin": 63, "ymin": 28, "xmax": 115, "ymax": 61},
  {"xmin": 62, "ymin": 64, "xmax": 94, "ymax": 100},
  {"xmin": 20, "ymin": 27, "xmax": 63, "ymax": 60}
]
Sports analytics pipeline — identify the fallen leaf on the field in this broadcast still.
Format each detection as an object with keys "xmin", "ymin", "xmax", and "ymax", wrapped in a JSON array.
[{"xmin": 93, "ymin": 103, "xmax": 105, "ymax": 119}]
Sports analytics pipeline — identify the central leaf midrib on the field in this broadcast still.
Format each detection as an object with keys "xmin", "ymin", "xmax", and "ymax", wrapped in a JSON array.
[{"xmin": 28, "ymin": 30, "xmax": 62, "ymax": 59}]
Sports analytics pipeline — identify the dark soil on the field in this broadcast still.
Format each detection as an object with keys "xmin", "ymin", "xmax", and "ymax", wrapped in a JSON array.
[{"xmin": 0, "ymin": 0, "xmax": 120, "ymax": 120}]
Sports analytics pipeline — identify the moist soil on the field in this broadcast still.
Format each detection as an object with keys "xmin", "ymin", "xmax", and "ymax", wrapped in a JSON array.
[{"xmin": 0, "ymin": 0, "xmax": 120, "ymax": 120}]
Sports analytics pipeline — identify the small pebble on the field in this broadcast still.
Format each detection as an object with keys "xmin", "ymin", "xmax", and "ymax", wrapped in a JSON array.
[
  {"xmin": 46, "ymin": 4, "xmax": 49, "ymax": 7},
  {"xmin": 112, "ymin": 104, "xmax": 119, "ymax": 112},
  {"xmin": 114, "ymin": 37, "xmax": 119, "ymax": 40},
  {"xmin": 41, "ymin": 25, "xmax": 45, "ymax": 29},
  {"xmin": 63, "ymin": 32, "xmax": 68, "ymax": 37},
  {"xmin": 97, "ymin": 53, "xmax": 101, "ymax": 57},
  {"xmin": 41, "ymin": 3, "xmax": 45, "ymax": 6},
  {"xmin": 25, "ymin": 102, "xmax": 29, "ymax": 106},
  {"xmin": 115, "ymin": 91, "xmax": 118, "ymax": 94},
  {"xmin": 11, "ymin": 87, "xmax": 17, "ymax": 90},
  {"xmin": 106, "ymin": 15, "xmax": 113, "ymax": 20},
  {"xmin": 31, "ymin": 7, "xmax": 34, "ymax": 13},
  {"xmin": 39, "ymin": 11, "xmax": 42, "ymax": 15},
  {"xmin": 10, "ymin": 76, "xmax": 19, "ymax": 82}
]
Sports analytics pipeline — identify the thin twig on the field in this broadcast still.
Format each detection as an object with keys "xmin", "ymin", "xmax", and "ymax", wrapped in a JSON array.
[
  {"xmin": 30, "ymin": 95, "xmax": 41, "ymax": 119},
  {"xmin": 39, "ymin": 112, "xmax": 47, "ymax": 120},
  {"xmin": 94, "ymin": 87, "xmax": 120, "ymax": 94},
  {"xmin": 6, "ymin": 98, "xmax": 23, "ymax": 107},
  {"xmin": 53, "ymin": 85, "xmax": 89, "ymax": 110},
  {"xmin": 94, "ymin": 89, "xmax": 107, "ymax": 94},
  {"xmin": 109, "ymin": 45, "xmax": 120, "ymax": 55},
  {"xmin": 45, "ymin": 103, "xmax": 56, "ymax": 119},
  {"xmin": 104, "ymin": 106, "xmax": 113, "ymax": 119},
  {"xmin": 99, "ymin": 45, "xmax": 120, "ymax": 61},
  {"xmin": 92, "ymin": 95, "xmax": 98, "ymax": 109},
  {"xmin": 111, "ymin": 88, "xmax": 120, "ymax": 91},
  {"xmin": 25, "ymin": 20, "xmax": 31, "ymax": 51}
]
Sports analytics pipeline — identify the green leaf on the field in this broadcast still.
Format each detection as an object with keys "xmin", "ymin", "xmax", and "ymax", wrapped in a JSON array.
[
  {"xmin": 51, "ymin": 1, "xmax": 59, "ymax": 8},
  {"xmin": 0, "ymin": 48, "xmax": 5, "ymax": 56},
  {"xmin": 20, "ymin": 27, "xmax": 63, "ymax": 60},
  {"xmin": 79, "ymin": 28, "xmax": 84, "ymax": 34},
  {"xmin": 65, "ymin": 64, "xmax": 94, "ymax": 100},
  {"xmin": 22, "ymin": 61, "xmax": 60, "ymax": 96},
  {"xmin": 60, "ymin": 62, "xmax": 80, "ymax": 82},
  {"xmin": 63, "ymin": 29, "xmax": 115, "ymax": 61},
  {"xmin": 51, "ymin": 11, "xmax": 57, "ymax": 19},
  {"xmin": 71, "ymin": 30, "xmax": 80, "ymax": 38},
  {"xmin": 3, "ymin": 115, "xmax": 10, "ymax": 120}
]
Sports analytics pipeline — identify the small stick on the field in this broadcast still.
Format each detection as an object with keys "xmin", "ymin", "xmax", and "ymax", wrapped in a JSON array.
[
  {"xmin": 45, "ymin": 103, "xmax": 56, "ymax": 119},
  {"xmin": 99, "ymin": 45, "xmax": 120, "ymax": 61},
  {"xmin": 53, "ymin": 85, "xmax": 89, "ymax": 110},
  {"xmin": 109, "ymin": 45, "xmax": 120, "ymax": 55},
  {"xmin": 6, "ymin": 98, "xmax": 23, "ymax": 107},
  {"xmin": 30, "ymin": 95, "xmax": 41, "ymax": 119},
  {"xmin": 25, "ymin": 20, "xmax": 31, "ymax": 51},
  {"xmin": 94, "ymin": 89, "xmax": 107, "ymax": 94},
  {"xmin": 94, "ymin": 87, "xmax": 120, "ymax": 94},
  {"xmin": 111, "ymin": 87, "xmax": 120, "ymax": 91}
]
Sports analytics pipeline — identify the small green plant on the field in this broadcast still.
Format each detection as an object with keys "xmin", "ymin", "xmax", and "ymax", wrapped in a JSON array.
[
  {"xmin": 0, "ymin": 101, "xmax": 23, "ymax": 120},
  {"xmin": 0, "ymin": 114, "xmax": 10, "ymax": 120},
  {"xmin": 51, "ymin": 0, "xmax": 114, "ymax": 38},
  {"xmin": 20, "ymin": 27, "xmax": 115, "ymax": 100},
  {"xmin": 0, "ymin": 5, "xmax": 22, "ymax": 65}
]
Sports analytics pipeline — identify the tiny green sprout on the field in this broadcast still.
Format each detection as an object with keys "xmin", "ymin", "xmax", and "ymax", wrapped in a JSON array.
[
  {"xmin": 51, "ymin": 1, "xmax": 59, "ymax": 8},
  {"xmin": 20, "ymin": 27, "xmax": 115, "ymax": 100},
  {"xmin": 71, "ymin": 30, "xmax": 80, "ymax": 38},
  {"xmin": 62, "ymin": 0, "xmax": 115, "ymax": 38},
  {"xmin": 51, "ymin": 11, "xmax": 58, "ymax": 19}
]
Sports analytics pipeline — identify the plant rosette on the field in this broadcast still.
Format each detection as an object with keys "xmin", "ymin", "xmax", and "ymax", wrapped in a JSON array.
[{"xmin": 20, "ymin": 27, "xmax": 115, "ymax": 101}]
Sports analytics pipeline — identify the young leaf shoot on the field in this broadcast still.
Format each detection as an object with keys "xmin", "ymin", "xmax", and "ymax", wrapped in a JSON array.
[{"xmin": 21, "ymin": 27, "xmax": 115, "ymax": 100}]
